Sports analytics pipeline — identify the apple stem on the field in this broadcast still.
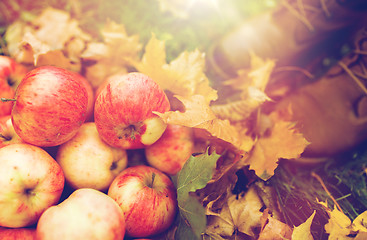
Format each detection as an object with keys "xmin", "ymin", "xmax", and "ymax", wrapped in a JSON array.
[
  {"xmin": 0, "ymin": 133, "xmax": 11, "ymax": 141},
  {"xmin": 0, "ymin": 98, "xmax": 16, "ymax": 102},
  {"xmin": 148, "ymin": 172, "xmax": 156, "ymax": 188},
  {"xmin": 116, "ymin": 122, "xmax": 143, "ymax": 141}
]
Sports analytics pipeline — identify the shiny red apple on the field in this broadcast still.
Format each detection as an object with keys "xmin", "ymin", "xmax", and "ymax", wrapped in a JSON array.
[
  {"xmin": 94, "ymin": 72, "xmax": 170, "ymax": 149},
  {"xmin": 11, "ymin": 66, "xmax": 88, "ymax": 147},
  {"xmin": 108, "ymin": 165, "xmax": 177, "ymax": 238}
]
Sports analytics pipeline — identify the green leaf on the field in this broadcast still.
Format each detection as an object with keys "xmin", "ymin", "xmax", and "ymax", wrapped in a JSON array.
[{"xmin": 175, "ymin": 150, "xmax": 221, "ymax": 240}]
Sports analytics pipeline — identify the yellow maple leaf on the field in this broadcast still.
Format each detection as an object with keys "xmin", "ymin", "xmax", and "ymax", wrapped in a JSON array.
[
  {"xmin": 317, "ymin": 199, "xmax": 367, "ymax": 239},
  {"xmin": 205, "ymin": 186, "xmax": 264, "ymax": 238},
  {"xmin": 212, "ymin": 86, "xmax": 272, "ymax": 121},
  {"xmin": 223, "ymin": 52, "xmax": 276, "ymax": 95},
  {"xmin": 353, "ymin": 210, "xmax": 367, "ymax": 233},
  {"xmin": 247, "ymin": 115, "xmax": 310, "ymax": 180},
  {"xmin": 291, "ymin": 211, "xmax": 316, "ymax": 240},
  {"xmin": 82, "ymin": 19, "xmax": 142, "ymax": 89},
  {"xmin": 154, "ymin": 94, "xmax": 247, "ymax": 151},
  {"xmin": 135, "ymin": 34, "xmax": 217, "ymax": 104},
  {"xmin": 324, "ymin": 207, "xmax": 353, "ymax": 240},
  {"xmin": 212, "ymin": 54, "xmax": 274, "ymax": 122}
]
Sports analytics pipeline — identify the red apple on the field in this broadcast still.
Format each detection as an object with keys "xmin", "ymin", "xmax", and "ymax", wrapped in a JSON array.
[
  {"xmin": 0, "ymin": 56, "xmax": 28, "ymax": 117},
  {"xmin": 0, "ymin": 115, "xmax": 23, "ymax": 148},
  {"xmin": 11, "ymin": 66, "xmax": 88, "ymax": 147},
  {"xmin": 94, "ymin": 72, "xmax": 170, "ymax": 149},
  {"xmin": 145, "ymin": 124, "xmax": 194, "ymax": 175},
  {"xmin": 0, "ymin": 143, "xmax": 65, "ymax": 228},
  {"xmin": 36, "ymin": 188, "xmax": 125, "ymax": 240},
  {"xmin": 56, "ymin": 122, "xmax": 128, "ymax": 191},
  {"xmin": 108, "ymin": 165, "xmax": 177, "ymax": 238},
  {"xmin": 0, "ymin": 226, "xmax": 36, "ymax": 240}
]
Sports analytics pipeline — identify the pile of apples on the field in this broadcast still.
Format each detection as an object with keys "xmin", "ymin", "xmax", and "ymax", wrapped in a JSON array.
[{"xmin": 0, "ymin": 55, "xmax": 195, "ymax": 239}]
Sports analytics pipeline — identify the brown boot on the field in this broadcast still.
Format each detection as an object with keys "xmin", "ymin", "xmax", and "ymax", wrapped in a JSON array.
[
  {"xmin": 272, "ymin": 27, "xmax": 367, "ymax": 157},
  {"xmin": 207, "ymin": 0, "xmax": 367, "ymax": 82}
]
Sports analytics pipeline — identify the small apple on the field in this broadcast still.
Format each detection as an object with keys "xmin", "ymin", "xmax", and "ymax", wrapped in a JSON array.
[
  {"xmin": 145, "ymin": 124, "xmax": 194, "ymax": 175},
  {"xmin": 108, "ymin": 165, "xmax": 177, "ymax": 238},
  {"xmin": 0, "ymin": 115, "xmax": 23, "ymax": 148},
  {"xmin": 0, "ymin": 56, "xmax": 28, "ymax": 117},
  {"xmin": 36, "ymin": 188, "xmax": 125, "ymax": 240},
  {"xmin": 0, "ymin": 143, "xmax": 65, "ymax": 228},
  {"xmin": 56, "ymin": 122, "xmax": 128, "ymax": 191},
  {"xmin": 0, "ymin": 226, "xmax": 36, "ymax": 240},
  {"xmin": 94, "ymin": 72, "xmax": 170, "ymax": 149},
  {"xmin": 11, "ymin": 66, "xmax": 88, "ymax": 147}
]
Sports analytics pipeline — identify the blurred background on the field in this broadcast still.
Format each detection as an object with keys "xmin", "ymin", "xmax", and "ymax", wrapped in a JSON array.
[{"xmin": 0, "ymin": 0, "xmax": 279, "ymax": 61}]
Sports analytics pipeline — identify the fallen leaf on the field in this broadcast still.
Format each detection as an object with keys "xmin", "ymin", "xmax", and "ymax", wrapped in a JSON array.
[
  {"xmin": 155, "ymin": 95, "xmax": 216, "ymax": 127},
  {"xmin": 176, "ymin": 150, "xmax": 221, "ymax": 239},
  {"xmin": 135, "ymin": 34, "xmax": 217, "ymax": 104},
  {"xmin": 292, "ymin": 211, "xmax": 316, "ymax": 240},
  {"xmin": 324, "ymin": 206, "xmax": 353, "ymax": 240},
  {"xmin": 212, "ymin": 87, "xmax": 272, "ymax": 122},
  {"xmin": 206, "ymin": 186, "xmax": 264, "ymax": 238},
  {"xmin": 82, "ymin": 19, "xmax": 142, "ymax": 89},
  {"xmin": 258, "ymin": 210, "xmax": 293, "ymax": 240},
  {"xmin": 247, "ymin": 114, "xmax": 310, "ymax": 180},
  {"xmin": 223, "ymin": 52, "xmax": 276, "ymax": 95},
  {"xmin": 353, "ymin": 210, "xmax": 367, "ymax": 233},
  {"xmin": 155, "ymin": 94, "xmax": 249, "ymax": 155},
  {"xmin": 5, "ymin": 7, "xmax": 91, "ymax": 72}
]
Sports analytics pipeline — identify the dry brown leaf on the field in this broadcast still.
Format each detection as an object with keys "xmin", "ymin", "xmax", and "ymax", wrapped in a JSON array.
[
  {"xmin": 135, "ymin": 34, "xmax": 217, "ymax": 104},
  {"xmin": 258, "ymin": 209, "xmax": 293, "ymax": 240}
]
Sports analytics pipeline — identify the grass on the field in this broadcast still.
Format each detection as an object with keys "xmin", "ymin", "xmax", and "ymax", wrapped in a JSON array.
[{"xmin": 269, "ymin": 142, "xmax": 367, "ymax": 239}]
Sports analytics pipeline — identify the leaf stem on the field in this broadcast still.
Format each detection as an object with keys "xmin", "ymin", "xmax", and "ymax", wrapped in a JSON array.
[{"xmin": 151, "ymin": 172, "xmax": 156, "ymax": 188}]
